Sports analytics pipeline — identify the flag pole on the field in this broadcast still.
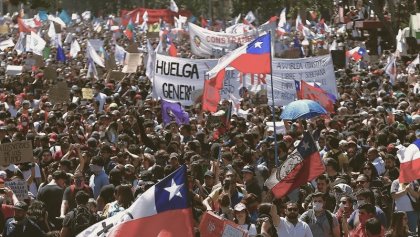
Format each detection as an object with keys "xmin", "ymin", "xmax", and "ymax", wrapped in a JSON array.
[{"xmin": 268, "ymin": 31, "xmax": 280, "ymax": 167}]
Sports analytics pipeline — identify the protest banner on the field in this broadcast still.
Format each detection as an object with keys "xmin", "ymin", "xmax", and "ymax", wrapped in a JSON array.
[
  {"xmin": 49, "ymin": 81, "xmax": 70, "ymax": 103},
  {"xmin": 188, "ymin": 23, "xmax": 257, "ymax": 58},
  {"xmin": 199, "ymin": 212, "xmax": 246, "ymax": 237},
  {"xmin": 0, "ymin": 141, "xmax": 33, "ymax": 166},
  {"xmin": 122, "ymin": 53, "xmax": 143, "ymax": 73},
  {"xmin": 82, "ymin": 88, "xmax": 94, "ymax": 100},
  {"xmin": 152, "ymin": 54, "xmax": 217, "ymax": 106},
  {"xmin": 5, "ymin": 180, "xmax": 28, "ymax": 201}
]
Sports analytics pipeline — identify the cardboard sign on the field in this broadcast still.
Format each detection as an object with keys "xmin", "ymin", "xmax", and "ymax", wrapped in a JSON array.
[
  {"xmin": 0, "ymin": 24, "xmax": 9, "ymax": 34},
  {"xmin": 122, "ymin": 53, "xmax": 143, "ymax": 73},
  {"xmin": 199, "ymin": 212, "xmax": 246, "ymax": 237},
  {"xmin": 6, "ymin": 65, "xmax": 23, "ymax": 76},
  {"xmin": 107, "ymin": 70, "xmax": 125, "ymax": 81},
  {"xmin": 5, "ymin": 180, "xmax": 28, "ymax": 201},
  {"xmin": 49, "ymin": 81, "xmax": 70, "ymax": 103},
  {"xmin": 44, "ymin": 67, "xmax": 57, "ymax": 80},
  {"xmin": 82, "ymin": 88, "xmax": 94, "ymax": 99},
  {"xmin": 0, "ymin": 141, "xmax": 33, "ymax": 166},
  {"xmin": 222, "ymin": 224, "xmax": 246, "ymax": 237}
]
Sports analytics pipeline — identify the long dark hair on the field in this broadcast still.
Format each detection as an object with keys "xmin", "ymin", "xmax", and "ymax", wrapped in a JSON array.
[
  {"xmin": 387, "ymin": 211, "xmax": 409, "ymax": 237},
  {"xmin": 115, "ymin": 185, "xmax": 134, "ymax": 209},
  {"xmin": 360, "ymin": 161, "xmax": 379, "ymax": 180},
  {"xmin": 233, "ymin": 209, "xmax": 252, "ymax": 225}
]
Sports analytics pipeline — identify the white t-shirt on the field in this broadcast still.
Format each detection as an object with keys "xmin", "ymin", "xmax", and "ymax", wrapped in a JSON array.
[
  {"xmin": 391, "ymin": 179, "xmax": 416, "ymax": 212},
  {"xmin": 22, "ymin": 163, "xmax": 42, "ymax": 196},
  {"xmin": 238, "ymin": 223, "xmax": 257, "ymax": 237},
  {"xmin": 276, "ymin": 217, "xmax": 313, "ymax": 237}
]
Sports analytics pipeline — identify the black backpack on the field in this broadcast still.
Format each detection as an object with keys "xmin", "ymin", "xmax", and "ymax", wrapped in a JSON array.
[{"xmin": 69, "ymin": 206, "xmax": 96, "ymax": 235}]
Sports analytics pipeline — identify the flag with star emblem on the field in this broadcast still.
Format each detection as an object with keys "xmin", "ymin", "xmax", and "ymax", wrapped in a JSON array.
[
  {"xmin": 265, "ymin": 131, "xmax": 325, "ymax": 198},
  {"xmin": 203, "ymin": 33, "xmax": 271, "ymax": 112},
  {"xmin": 77, "ymin": 165, "xmax": 194, "ymax": 237}
]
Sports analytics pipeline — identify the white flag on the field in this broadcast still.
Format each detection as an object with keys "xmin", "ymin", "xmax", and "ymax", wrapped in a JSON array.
[
  {"xmin": 143, "ymin": 11, "xmax": 149, "ymax": 23},
  {"xmin": 170, "ymin": 0, "xmax": 179, "ymax": 12},
  {"xmin": 234, "ymin": 14, "xmax": 241, "ymax": 25},
  {"xmin": 115, "ymin": 44, "xmax": 127, "ymax": 65},
  {"xmin": 0, "ymin": 38, "xmax": 15, "ymax": 51},
  {"xmin": 244, "ymin": 11, "xmax": 256, "ymax": 24},
  {"xmin": 70, "ymin": 40, "xmax": 81, "ymax": 58},
  {"xmin": 278, "ymin": 8, "xmax": 287, "ymax": 28},
  {"xmin": 30, "ymin": 31, "xmax": 46, "ymax": 55},
  {"xmin": 48, "ymin": 22, "xmax": 56, "ymax": 39},
  {"xmin": 64, "ymin": 32, "xmax": 73, "ymax": 45},
  {"xmin": 329, "ymin": 40, "xmax": 337, "ymax": 51},
  {"xmin": 48, "ymin": 15, "xmax": 66, "ymax": 28},
  {"xmin": 145, "ymin": 39, "xmax": 155, "ymax": 79},
  {"xmin": 135, "ymin": 12, "xmax": 140, "ymax": 24},
  {"xmin": 87, "ymin": 41, "xmax": 105, "ymax": 67},
  {"xmin": 14, "ymin": 32, "xmax": 25, "ymax": 55},
  {"xmin": 81, "ymin": 11, "xmax": 91, "ymax": 21}
]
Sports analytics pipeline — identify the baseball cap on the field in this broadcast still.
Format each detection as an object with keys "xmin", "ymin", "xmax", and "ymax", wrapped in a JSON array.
[
  {"xmin": 234, "ymin": 203, "xmax": 247, "ymax": 212},
  {"xmin": 204, "ymin": 170, "xmax": 215, "ymax": 178},
  {"xmin": 241, "ymin": 165, "xmax": 255, "ymax": 174}
]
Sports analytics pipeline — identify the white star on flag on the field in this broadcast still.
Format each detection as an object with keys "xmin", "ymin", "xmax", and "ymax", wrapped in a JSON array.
[
  {"xmin": 254, "ymin": 41, "xmax": 263, "ymax": 48},
  {"xmin": 301, "ymin": 141, "xmax": 310, "ymax": 150},
  {"xmin": 164, "ymin": 179, "xmax": 184, "ymax": 201}
]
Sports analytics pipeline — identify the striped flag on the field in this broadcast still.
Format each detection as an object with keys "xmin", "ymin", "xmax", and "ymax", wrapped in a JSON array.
[{"xmin": 399, "ymin": 139, "xmax": 420, "ymax": 183}]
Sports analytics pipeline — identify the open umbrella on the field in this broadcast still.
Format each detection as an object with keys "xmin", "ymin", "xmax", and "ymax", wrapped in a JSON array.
[{"xmin": 280, "ymin": 99, "xmax": 327, "ymax": 120}]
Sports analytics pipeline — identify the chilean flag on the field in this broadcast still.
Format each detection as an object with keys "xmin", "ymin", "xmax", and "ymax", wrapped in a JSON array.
[
  {"xmin": 203, "ymin": 33, "xmax": 271, "ymax": 112},
  {"xmin": 265, "ymin": 131, "xmax": 325, "ymax": 198},
  {"xmin": 299, "ymin": 81, "xmax": 335, "ymax": 113},
  {"xmin": 346, "ymin": 46, "xmax": 366, "ymax": 61},
  {"xmin": 399, "ymin": 139, "xmax": 420, "ymax": 183},
  {"xmin": 77, "ymin": 165, "xmax": 194, "ymax": 237}
]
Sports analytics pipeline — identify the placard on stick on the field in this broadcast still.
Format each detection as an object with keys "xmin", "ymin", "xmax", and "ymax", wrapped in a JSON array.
[
  {"xmin": 122, "ymin": 53, "xmax": 143, "ymax": 73},
  {"xmin": 5, "ymin": 180, "xmax": 28, "ymax": 201},
  {"xmin": 82, "ymin": 88, "xmax": 94, "ymax": 100},
  {"xmin": 0, "ymin": 141, "xmax": 33, "ymax": 166}
]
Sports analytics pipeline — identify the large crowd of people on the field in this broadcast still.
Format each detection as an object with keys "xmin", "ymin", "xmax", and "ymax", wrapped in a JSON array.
[{"xmin": 0, "ymin": 2, "xmax": 419, "ymax": 237}]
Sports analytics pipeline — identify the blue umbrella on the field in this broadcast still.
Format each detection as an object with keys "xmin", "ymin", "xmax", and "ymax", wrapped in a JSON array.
[{"xmin": 280, "ymin": 99, "xmax": 327, "ymax": 120}]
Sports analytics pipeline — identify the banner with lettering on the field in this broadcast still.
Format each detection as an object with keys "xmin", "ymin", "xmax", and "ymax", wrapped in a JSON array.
[
  {"xmin": 152, "ymin": 54, "xmax": 217, "ymax": 106},
  {"xmin": 241, "ymin": 54, "xmax": 337, "ymax": 106},
  {"xmin": 0, "ymin": 141, "xmax": 33, "ymax": 166},
  {"xmin": 188, "ymin": 23, "xmax": 257, "ymax": 58}
]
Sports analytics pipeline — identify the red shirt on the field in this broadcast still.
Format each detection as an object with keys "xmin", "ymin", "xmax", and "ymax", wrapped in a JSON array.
[
  {"xmin": 350, "ymin": 224, "xmax": 384, "ymax": 237},
  {"xmin": 2, "ymin": 204, "xmax": 14, "ymax": 220}
]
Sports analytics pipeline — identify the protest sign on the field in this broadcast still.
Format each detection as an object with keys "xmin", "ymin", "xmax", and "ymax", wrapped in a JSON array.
[
  {"xmin": 49, "ymin": 81, "xmax": 70, "ymax": 103},
  {"xmin": 44, "ymin": 67, "xmax": 57, "ymax": 80},
  {"xmin": 122, "ymin": 53, "xmax": 143, "ymax": 73},
  {"xmin": 82, "ymin": 88, "xmax": 94, "ymax": 99},
  {"xmin": 0, "ymin": 24, "xmax": 9, "ymax": 34},
  {"xmin": 0, "ymin": 141, "xmax": 33, "ymax": 166},
  {"xmin": 107, "ymin": 70, "xmax": 125, "ymax": 81},
  {"xmin": 199, "ymin": 212, "xmax": 246, "ymax": 237},
  {"xmin": 6, "ymin": 65, "xmax": 23, "ymax": 76},
  {"xmin": 152, "ymin": 54, "xmax": 217, "ymax": 106},
  {"xmin": 5, "ymin": 180, "xmax": 28, "ymax": 201},
  {"xmin": 188, "ymin": 23, "xmax": 257, "ymax": 58},
  {"xmin": 221, "ymin": 224, "xmax": 246, "ymax": 237}
]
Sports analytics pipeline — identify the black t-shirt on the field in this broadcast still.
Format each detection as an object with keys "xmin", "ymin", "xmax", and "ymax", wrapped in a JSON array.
[
  {"xmin": 63, "ymin": 185, "xmax": 94, "ymax": 211},
  {"xmin": 37, "ymin": 184, "xmax": 64, "ymax": 221},
  {"xmin": 99, "ymin": 184, "xmax": 116, "ymax": 204}
]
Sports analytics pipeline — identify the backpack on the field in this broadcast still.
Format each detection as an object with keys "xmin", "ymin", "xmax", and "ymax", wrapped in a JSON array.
[
  {"xmin": 302, "ymin": 209, "xmax": 334, "ymax": 236},
  {"xmin": 69, "ymin": 206, "xmax": 95, "ymax": 235}
]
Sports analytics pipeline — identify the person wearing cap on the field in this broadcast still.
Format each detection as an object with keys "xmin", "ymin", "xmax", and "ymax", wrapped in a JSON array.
[
  {"xmin": 300, "ymin": 192, "xmax": 340, "ymax": 237},
  {"xmin": 233, "ymin": 203, "xmax": 257, "ymax": 236},
  {"xmin": 2, "ymin": 201, "xmax": 44, "ymax": 237},
  {"xmin": 196, "ymin": 170, "xmax": 215, "ymax": 199},
  {"xmin": 242, "ymin": 166, "xmax": 262, "ymax": 201}
]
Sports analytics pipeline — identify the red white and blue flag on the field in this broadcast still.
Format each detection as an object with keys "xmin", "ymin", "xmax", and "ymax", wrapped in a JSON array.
[
  {"xmin": 399, "ymin": 139, "xmax": 420, "ymax": 183},
  {"xmin": 202, "ymin": 33, "xmax": 271, "ymax": 112},
  {"xmin": 346, "ymin": 46, "xmax": 366, "ymax": 61},
  {"xmin": 265, "ymin": 131, "xmax": 325, "ymax": 198},
  {"xmin": 77, "ymin": 165, "xmax": 194, "ymax": 237}
]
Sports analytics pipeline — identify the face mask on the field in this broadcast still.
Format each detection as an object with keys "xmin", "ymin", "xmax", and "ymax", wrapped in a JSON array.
[{"xmin": 312, "ymin": 202, "xmax": 323, "ymax": 211}]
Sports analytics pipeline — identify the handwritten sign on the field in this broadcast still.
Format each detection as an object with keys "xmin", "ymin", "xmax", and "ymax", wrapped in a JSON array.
[
  {"xmin": 0, "ymin": 141, "xmax": 33, "ymax": 166},
  {"xmin": 82, "ymin": 88, "xmax": 94, "ymax": 100},
  {"xmin": 122, "ymin": 53, "xmax": 143, "ymax": 73},
  {"xmin": 5, "ymin": 180, "xmax": 28, "ymax": 201}
]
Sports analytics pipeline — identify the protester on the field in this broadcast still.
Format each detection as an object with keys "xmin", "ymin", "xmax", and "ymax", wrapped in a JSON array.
[{"xmin": 0, "ymin": 1, "xmax": 418, "ymax": 236}]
